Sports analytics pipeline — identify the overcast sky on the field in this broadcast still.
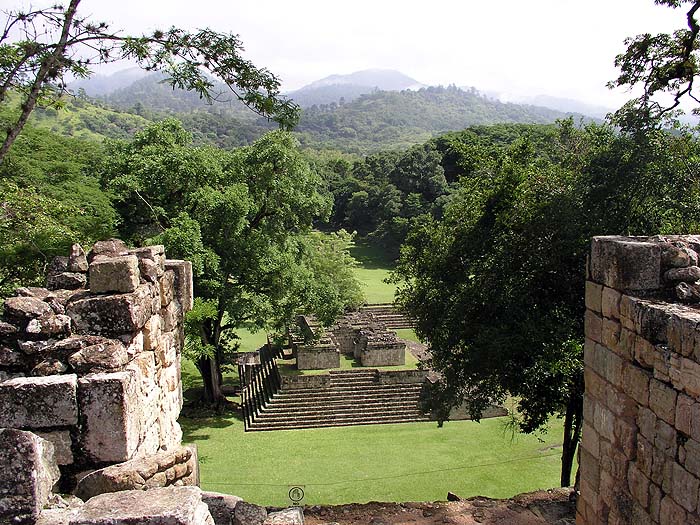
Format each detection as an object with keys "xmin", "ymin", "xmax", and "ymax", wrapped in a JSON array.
[{"xmin": 6, "ymin": 0, "xmax": 688, "ymax": 106}]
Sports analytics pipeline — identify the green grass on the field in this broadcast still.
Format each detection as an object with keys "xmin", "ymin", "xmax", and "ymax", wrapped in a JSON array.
[
  {"xmin": 180, "ymin": 415, "xmax": 566, "ymax": 506},
  {"xmin": 395, "ymin": 328, "xmax": 421, "ymax": 343},
  {"xmin": 350, "ymin": 240, "xmax": 397, "ymax": 304}
]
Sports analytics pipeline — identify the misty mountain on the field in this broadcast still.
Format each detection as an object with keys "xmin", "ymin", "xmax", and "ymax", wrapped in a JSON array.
[
  {"xmin": 287, "ymin": 69, "xmax": 426, "ymax": 107},
  {"xmin": 70, "ymin": 67, "xmax": 149, "ymax": 97},
  {"xmin": 476, "ymin": 90, "xmax": 612, "ymax": 120},
  {"xmin": 295, "ymin": 85, "xmax": 591, "ymax": 153}
]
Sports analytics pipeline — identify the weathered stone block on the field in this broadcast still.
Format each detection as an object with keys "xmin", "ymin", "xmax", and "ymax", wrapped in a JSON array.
[
  {"xmin": 69, "ymin": 244, "xmax": 88, "ymax": 273},
  {"xmin": 202, "ymin": 491, "xmax": 242, "ymax": 525},
  {"xmin": 3, "ymin": 296, "xmax": 53, "ymax": 326},
  {"xmin": 161, "ymin": 299, "xmax": 182, "ymax": 332},
  {"xmin": 634, "ymin": 335, "xmax": 656, "ymax": 369},
  {"xmin": 622, "ymin": 362, "xmax": 650, "ymax": 406},
  {"xmin": 69, "ymin": 486, "xmax": 214, "ymax": 525},
  {"xmin": 297, "ymin": 344, "xmax": 339, "ymax": 370},
  {"xmin": 67, "ymin": 285, "xmax": 153, "ymax": 336},
  {"xmin": 34, "ymin": 430, "xmax": 73, "ymax": 466},
  {"xmin": 0, "ymin": 374, "xmax": 78, "ymax": 428},
  {"xmin": 233, "ymin": 501, "xmax": 267, "ymax": 525},
  {"xmin": 31, "ymin": 358, "xmax": 68, "ymax": 376},
  {"xmin": 590, "ymin": 236, "xmax": 663, "ymax": 291},
  {"xmin": 87, "ymin": 239, "xmax": 128, "ymax": 262},
  {"xmin": 69, "ymin": 340, "xmax": 129, "ymax": 373},
  {"xmin": 78, "ymin": 372, "xmax": 140, "ymax": 463},
  {"xmin": 160, "ymin": 270, "xmax": 175, "ymax": 307},
  {"xmin": 89, "ymin": 255, "xmax": 140, "ymax": 294},
  {"xmin": 263, "ymin": 508, "xmax": 304, "ymax": 525},
  {"xmin": 627, "ymin": 464, "xmax": 649, "ymax": 508},
  {"xmin": 144, "ymin": 315, "xmax": 161, "ymax": 351},
  {"xmin": 585, "ymin": 281, "xmax": 603, "ymax": 313},
  {"xmin": 649, "ymin": 378, "xmax": 677, "ymax": 425},
  {"xmin": 602, "ymin": 287, "xmax": 621, "ymax": 319},
  {"xmin": 0, "ymin": 428, "xmax": 60, "ymax": 524},
  {"xmin": 593, "ymin": 403, "xmax": 615, "ymax": 443},
  {"xmin": 26, "ymin": 314, "xmax": 72, "ymax": 337},
  {"xmin": 47, "ymin": 272, "xmax": 87, "ymax": 291},
  {"xmin": 671, "ymin": 462, "xmax": 699, "ymax": 512},
  {"xmin": 584, "ymin": 310, "xmax": 603, "ymax": 344},
  {"xmin": 660, "ymin": 495, "xmax": 687, "ymax": 525},
  {"xmin": 165, "ymin": 260, "xmax": 194, "ymax": 313}
]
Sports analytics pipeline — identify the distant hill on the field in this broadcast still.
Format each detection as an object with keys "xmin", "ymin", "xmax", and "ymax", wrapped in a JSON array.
[
  {"xmin": 295, "ymin": 85, "xmax": 590, "ymax": 153},
  {"xmin": 70, "ymin": 67, "xmax": 149, "ymax": 97},
  {"xmin": 288, "ymin": 69, "xmax": 426, "ymax": 107},
  {"xmin": 478, "ymin": 90, "xmax": 612, "ymax": 120}
]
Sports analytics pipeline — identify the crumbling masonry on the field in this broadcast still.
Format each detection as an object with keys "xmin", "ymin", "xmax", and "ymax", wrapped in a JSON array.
[
  {"xmin": 0, "ymin": 241, "xmax": 300, "ymax": 525},
  {"xmin": 578, "ymin": 236, "xmax": 700, "ymax": 524}
]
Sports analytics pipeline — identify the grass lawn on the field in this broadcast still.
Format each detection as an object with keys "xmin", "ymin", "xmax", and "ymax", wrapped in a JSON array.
[
  {"xmin": 179, "ymin": 414, "xmax": 567, "ymax": 507},
  {"xmin": 350, "ymin": 240, "xmax": 397, "ymax": 304}
]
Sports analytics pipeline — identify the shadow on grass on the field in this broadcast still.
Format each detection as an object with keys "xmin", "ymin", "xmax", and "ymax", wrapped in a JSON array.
[{"xmin": 350, "ymin": 239, "xmax": 396, "ymax": 271}]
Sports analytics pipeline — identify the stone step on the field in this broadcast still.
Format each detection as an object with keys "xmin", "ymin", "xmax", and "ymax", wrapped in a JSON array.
[
  {"xmin": 260, "ymin": 399, "xmax": 419, "ymax": 414},
  {"xmin": 268, "ymin": 395, "xmax": 421, "ymax": 410},
  {"xmin": 276, "ymin": 384, "xmax": 423, "ymax": 397},
  {"xmin": 248, "ymin": 414, "xmax": 431, "ymax": 431},
  {"xmin": 251, "ymin": 410, "xmax": 427, "ymax": 424},
  {"xmin": 255, "ymin": 403, "xmax": 420, "ymax": 420}
]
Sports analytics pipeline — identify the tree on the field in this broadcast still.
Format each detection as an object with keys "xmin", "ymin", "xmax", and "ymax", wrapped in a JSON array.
[
  {"xmin": 0, "ymin": 0, "xmax": 298, "ymax": 163},
  {"xmin": 392, "ymin": 120, "xmax": 700, "ymax": 486},
  {"xmin": 609, "ymin": 0, "xmax": 700, "ymax": 129},
  {"xmin": 100, "ymin": 120, "xmax": 363, "ymax": 404}
]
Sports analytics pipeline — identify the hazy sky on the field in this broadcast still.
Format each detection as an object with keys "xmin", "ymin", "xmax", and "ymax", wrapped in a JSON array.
[{"xmin": 6, "ymin": 0, "xmax": 688, "ymax": 106}]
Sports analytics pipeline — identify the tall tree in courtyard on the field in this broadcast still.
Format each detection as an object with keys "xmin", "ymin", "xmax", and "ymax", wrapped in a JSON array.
[
  {"xmin": 0, "ymin": 0, "xmax": 298, "ymax": 163},
  {"xmin": 100, "ymin": 120, "xmax": 363, "ymax": 404}
]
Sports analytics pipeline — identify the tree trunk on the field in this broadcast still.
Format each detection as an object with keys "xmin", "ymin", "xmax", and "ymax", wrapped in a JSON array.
[
  {"xmin": 197, "ymin": 355, "xmax": 225, "ymax": 406},
  {"xmin": 560, "ymin": 393, "xmax": 583, "ymax": 487},
  {"xmin": 0, "ymin": 0, "xmax": 81, "ymax": 164}
]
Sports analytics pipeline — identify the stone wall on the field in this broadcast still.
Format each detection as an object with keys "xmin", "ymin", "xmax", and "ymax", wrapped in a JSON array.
[
  {"xmin": 355, "ymin": 329, "xmax": 405, "ymax": 367},
  {"xmin": 577, "ymin": 235, "xmax": 700, "ymax": 524},
  {"xmin": 296, "ymin": 342, "xmax": 340, "ymax": 370}
]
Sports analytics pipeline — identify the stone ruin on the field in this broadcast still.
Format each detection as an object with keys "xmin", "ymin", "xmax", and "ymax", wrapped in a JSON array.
[
  {"xmin": 294, "ymin": 312, "xmax": 406, "ymax": 370},
  {"xmin": 578, "ymin": 235, "xmax": 700, "ymax": 524},
  {"xmin": 0, "ymin": 240, "xmax": 302, "ymax": 525}
]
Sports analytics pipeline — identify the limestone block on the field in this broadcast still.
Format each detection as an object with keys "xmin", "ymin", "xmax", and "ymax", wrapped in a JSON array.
[
  {"xmin": 621, "ymin": 362, "xmax": 650, "ymax": 406},
  {"xmin": 68, "ymin": 244, "xmax": 89, "ymax": 273},
  {"xmin": 87, "ymin": 239, "xmax": 128, "ymax": 262},
  {"xmin": 671, "ymin": 462, "xmax": 699, "ymax": 512},
  {"xmin": 590, "ymin": 236, "xmax": 663, "ymax": 291},
  {"xmin": 156, "ymin": 332, "xmax": 178, "ymax": 368},
  {"xmin": 674, "ymin": 356, "xmax": 700, "ymax": 397},
  {"xmin": 160, "ymin": 270, "xmax": 175, "ymax": 307},
  {"xmin": 26, "ymin": 314, "xmax": 72, "ymax": 337},
  {"xmin": 233, "ymin": 501, "xmax": 267, "ymax": 525},
  {"xmin": 47, "ymin": 272, "xmax": 88, "ymax": 291},
  {"xmin": 202, "ymin": 491, "xmax": 242, "ymax": 525},
  {"xmin": 0, "ymin": 428, "xmax": 60, "ymax": 524},
  {"xmin": 67, "ymin": 285, "xmax": 153, "ymax": 336},
  {"xmin": 144, "ymin": 315, "xmax": 162, "ymax": 351},
  {"xmin": 584, "ymin": 310, "xmax": 602, "ymax": 344},
  {"xmin": 130, "ymin": 245, "xmax": 165, "ymax": 274},
  {"xmin": 165, "ymin": 260, "xmax": 194, "ymax": 313},
  {"xmin": 263, "ymin": 508, "xmax": 304, "ymax": 525},
  {"xmin": 0, "ymin": 345, "xmax": 28, "ymax": 367},
  {"xmin": 35, "ymin": 430, "xmax": 74, "ymax": 466},
  {"xmin": 139, "ymin": 258, "xmax": 160, "ymax": 283},
  {"xmin": 122, "ymin": 330, "xmax": 144, "ymax": 361},
  {"xmin": 78, "ymin": 372, "xmax": 140, "ymax": 463},
  {"xmin": 3, "ymin": 296, "xmax": 53, "ymax": 326},
  {"xmin": 676, "ymin": 394, "xmax": 700, "ymax": 442},
  {"xmin": 69, "ymin": 486, "xmax": 214, "ymax": 525},
  {"xmin": 0, "ymin": 374, "xmax": 78, "ymax": 428},
  {"xmin": 32, "ymin": 358, "xmax": 69, "ymax": 376},
  {"xmin": 601, "ymin": 287, "xmax": 621, "ymax": 319},
  {"xmin": 183, "ymin": 444, "xmax": 200, "ymax": 487},
  {"xmin": 665, "ymin": 265, "xmax": 700, "ymax": 282},
  {"xmin": 667, "ymin": 310, "xmax": 700, "ymax": 357},
  {"xmin": 585, "ymin": 281, "xmax": 603, "ymax": 313},
  {"xmin": 89, "ymin": 255, "xmax": 140, "ymax": 294},
  {"xmin": 627, "ymin": 464, "xmax": 650, "ymax": 508},
  {"xmin": 681, "ymin": 438, "xmax": 700, "ymax": 478},
  {"xmin": 649, "ymin": 378, "xmax": 677, "ymax": 425},
  {"xmin": 601, "ymin": 318, "xmax": 621, "ymax": 354},
  {"xmin": 75, "ymin": 446, "xmax": 194, "ymax": 500},
  {"xmin": 69, "ymin": 340, "xmax": 129, "ymax": 373},
  {"xmin": 634, "ymin": 336, "xmax": 656, "ymax": 369},
  {"xmin": 48, "ymin": 256, "xmax": 70, "ymax": 275},
  {"xmin": 161, "ymin": 300, "xmax": 183, "ymax": 332}
]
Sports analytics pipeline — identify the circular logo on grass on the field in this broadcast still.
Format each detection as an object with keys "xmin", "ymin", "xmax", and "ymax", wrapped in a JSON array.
[{"xmin": 288, "ymin": 486, "xmax": 305, "ymax": 504}]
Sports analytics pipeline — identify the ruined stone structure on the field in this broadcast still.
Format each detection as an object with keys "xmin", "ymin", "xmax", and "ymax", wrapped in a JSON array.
[
  {"xmin": 295, "ymin": 312, "xmax": 405, "ymax": 370},
  {"xmin": 578, "ymin": 235, "xmax": 700, "ymax": 524},
  {"xmin": 0, "ymin": 241, "xmax": 300, "ymax": 525}
]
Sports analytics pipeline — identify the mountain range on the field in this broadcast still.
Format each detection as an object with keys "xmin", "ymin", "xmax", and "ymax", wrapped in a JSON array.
[{"xmin": 60, "ymin": 68, "xmax": 599, "ymax": 153}]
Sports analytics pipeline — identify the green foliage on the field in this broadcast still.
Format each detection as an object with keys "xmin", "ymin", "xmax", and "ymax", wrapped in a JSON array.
[
  {"xmin": 392, "ymin": 119, "xmax": 700, "ymax": 483},
  {"xmin": 609, "ymin": 0, "xmax": 700, "ymax": 129},
  {"xmin": 0, "ymin": 122, "xmax": 117, "ymax": 296},
  {"xmin": 99, "ymin": 119, "xmax": 362, "ymax": 403}
]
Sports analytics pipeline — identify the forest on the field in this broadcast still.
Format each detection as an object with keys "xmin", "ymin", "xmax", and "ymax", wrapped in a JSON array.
[{"xmin": 3, "ymin": 0, "xmax": 700, "ymax": 488}]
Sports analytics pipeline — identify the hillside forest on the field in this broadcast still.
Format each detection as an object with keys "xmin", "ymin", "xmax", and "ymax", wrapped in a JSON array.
[{"xmin": 3, "ymin": 0, "xmax": 700, "ymax": 488}]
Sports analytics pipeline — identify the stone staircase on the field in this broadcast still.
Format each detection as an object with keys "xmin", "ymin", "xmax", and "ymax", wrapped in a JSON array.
[
  {"xmin": 246, "ymin": 369, "xmax": 429, "ymax": 431},
  {"xmin": 359, "ymin": 304, "xmax": 415, "ymax": 329}
]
